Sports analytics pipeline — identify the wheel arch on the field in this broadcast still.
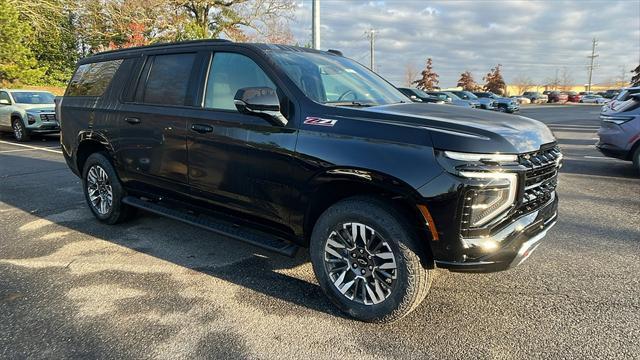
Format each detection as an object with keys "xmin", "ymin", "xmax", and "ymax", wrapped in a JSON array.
[
  {"xmin": 75, "ymin": 131, "xmax": 116, "ymax": 174},
  {"xmin": 302, "ymin": 168, "xmax": 434, "ymax": 267},
  {"xmin": 10, "ymin": 111, "xmax": 23, "ymax": 123}
]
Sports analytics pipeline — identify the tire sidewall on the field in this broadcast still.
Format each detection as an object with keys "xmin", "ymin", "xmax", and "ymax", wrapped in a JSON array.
[
  {"xmin": 12, "ymin": 119, "xmax": 28, "ymax": 142},
  {"xmin": 82, "ymin": 152, "xmax": 126, "ymax": 224},
  {"xmin": 310, "ymin": 198, "xmax": 421, "ymax": 322}
]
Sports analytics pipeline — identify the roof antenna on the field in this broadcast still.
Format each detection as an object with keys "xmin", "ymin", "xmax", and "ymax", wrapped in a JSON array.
[{"xmin": 327, "ymin": 49, "xmax": 343, "ymax": 56}]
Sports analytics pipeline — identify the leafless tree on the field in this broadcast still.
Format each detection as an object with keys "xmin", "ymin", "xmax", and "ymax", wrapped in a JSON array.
[
  {"xmin": 559, "ymin": 67, "xmax": 573, "ymax": 91},
  {"xmin": 403, "ymin": 62, "xmax": 419, "ymax": 87},
  {"xmin": 511, "ymin": 74, "xmax": 535, "ymax": 95}
]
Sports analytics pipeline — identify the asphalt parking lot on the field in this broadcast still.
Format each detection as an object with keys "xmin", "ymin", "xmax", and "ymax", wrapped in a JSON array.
[{"xmin": 1, "ymin": 105, "xmax": 639, "ymax": 359}]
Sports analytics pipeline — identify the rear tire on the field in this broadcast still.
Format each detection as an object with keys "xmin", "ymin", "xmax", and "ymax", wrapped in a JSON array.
[
  {"xmin": 82, "ymin": 152, "xmax": 135, "ymax": 224},
  {"xmin": 12, "ymin": 118, "xmax": 30, "ymax": 142},
  {"xmin": 310, "ymin": 196, "xmax": 432, "ymax": 323}
]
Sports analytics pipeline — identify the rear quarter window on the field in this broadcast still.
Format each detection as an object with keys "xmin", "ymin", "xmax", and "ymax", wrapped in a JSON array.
[{"xmin": 66, "ymin": 59, "xmax": 123, "ymax": 97}]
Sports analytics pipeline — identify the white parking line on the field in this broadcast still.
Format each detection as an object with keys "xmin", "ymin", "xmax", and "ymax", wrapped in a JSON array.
[
  {"xmin": 583, "ymin": 155, "xmax": 622, "ymax": 161},
  {"xmin": 0, "ymin": 140, "xmax": 62, "ymax": 154}
]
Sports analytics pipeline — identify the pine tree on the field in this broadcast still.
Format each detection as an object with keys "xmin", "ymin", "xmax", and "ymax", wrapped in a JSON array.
[
  {"xmin": 413, "ymin": 58, "xmax": 439, "ymax": 91},
  {"xmin": 457, "ymin": 71, "xmax": 478, "ymax": 91},
  {"xmin": 0, "ymin": 0, "xmax": 46, "ymax": 84},
  {"xmin": 483, "ymin": 64, "xmax": 506, "ymax": 95},
  {"xmin": 631, "ymin": 64, "xmax": 640, "ymax": 87}
]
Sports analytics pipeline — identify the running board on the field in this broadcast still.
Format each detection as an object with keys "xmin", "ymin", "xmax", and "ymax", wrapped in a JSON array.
[{"xmin": 122, "ymin": 196, "xmax": 299, "ymax": 257}]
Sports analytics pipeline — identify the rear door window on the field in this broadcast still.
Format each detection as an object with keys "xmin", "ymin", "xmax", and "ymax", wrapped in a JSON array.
[
  {"xmin": 66, "ymin": 60, "xmax": 123, "ymax": 96},
  {"xmin": 204, "ymin": 52, "xmax": 276, "ymax": 110},
  {"xmin": 140, "ymin": 53, "xmax": 196, "ymax": 106}
]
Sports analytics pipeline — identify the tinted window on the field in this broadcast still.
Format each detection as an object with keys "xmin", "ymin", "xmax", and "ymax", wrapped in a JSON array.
[
  {"xmin": 142, "ymin": 53, "xmax": 196, "ymax": 106},
  {"xmin": 66, "ymin": 60, "xmax": 123, "ymax": 96},
  {"xmin": 204, "ymin": 53, "xmax": 275, "ymax": 110}
]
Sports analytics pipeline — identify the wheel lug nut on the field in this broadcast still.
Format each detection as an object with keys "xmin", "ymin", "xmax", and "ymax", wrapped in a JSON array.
[
  {"xmin": 359, "ymin": 249, "xmax": 364, "ymax": 253},
  {"xmin": 369, "ymin": 266, "xmax": 373, "ymax": 270},
  {"xmin": 361, "ymin": 269, "xmax": 365, "ymax": 275},
  {"xmin": 353, "ymin": 263, "xmax": 357, "ymax": 268},
  {"xmin": 352, "ymin": 253, "xmax": 357, "ymax": 258}
]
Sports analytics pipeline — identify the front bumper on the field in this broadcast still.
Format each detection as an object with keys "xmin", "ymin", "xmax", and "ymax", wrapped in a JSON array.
[
  {"xmin": 25, "ymin": 113, "xmax": 59, "ymax": 133},
  {"xmin": 435, "ymin": 193, "xmax": 558, "ymax": 273}
]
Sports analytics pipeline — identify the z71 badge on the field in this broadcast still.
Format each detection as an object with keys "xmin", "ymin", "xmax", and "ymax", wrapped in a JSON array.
[{"xmin": 304, "ymin": 117, "xmax": 338, "ymax": 127}]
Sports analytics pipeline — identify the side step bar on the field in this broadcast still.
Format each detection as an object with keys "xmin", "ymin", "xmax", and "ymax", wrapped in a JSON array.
[{"xmin": 122, "ymin": 196, "xmax": 299, "ymax": 257}]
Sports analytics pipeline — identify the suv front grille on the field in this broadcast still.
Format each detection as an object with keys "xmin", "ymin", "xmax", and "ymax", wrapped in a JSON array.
[
  {"xmin": 518, "ymin": 145, "xmax": 561, "ymax": 212},
  {"xmin": 40, "ymin": 113, "xmax": 57, "ymax": 122}
]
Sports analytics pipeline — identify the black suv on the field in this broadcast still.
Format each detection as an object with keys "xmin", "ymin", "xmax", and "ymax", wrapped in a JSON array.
[{"xmin": 58, "ymin": 40, "xmax": 561, "ymax": 323}]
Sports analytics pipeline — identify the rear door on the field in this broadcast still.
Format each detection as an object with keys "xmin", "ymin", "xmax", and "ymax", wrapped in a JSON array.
[
  {"xmin": 115, "ymin": 51, "xmax": 203, "ymax": 195},
  {"xmin": 186, "ymin": 50, "xmax": 299, "ymax": 226}
]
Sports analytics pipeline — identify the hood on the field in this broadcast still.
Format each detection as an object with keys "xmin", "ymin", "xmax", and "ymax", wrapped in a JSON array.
[
  {"xmin": 17, "ymin": 104, "xmax": 55, "ymax": 112},
  {"xmin": 361, "ymin": 102, "xmax": 555, "ymax": 153}
]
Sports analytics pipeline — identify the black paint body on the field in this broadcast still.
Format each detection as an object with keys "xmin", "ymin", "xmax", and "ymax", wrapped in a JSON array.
[{"xmin": 59, "ymin": 41, "xmax": 559, "ymax": 272}]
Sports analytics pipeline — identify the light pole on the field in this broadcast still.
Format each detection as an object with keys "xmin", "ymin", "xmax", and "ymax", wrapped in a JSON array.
[{"xmin": 312, "ymin": 0, "xmax": 320, "ymax": 50}]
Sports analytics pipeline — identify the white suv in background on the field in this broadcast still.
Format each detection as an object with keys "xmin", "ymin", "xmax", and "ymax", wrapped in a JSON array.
[{"xmin": 0, "ymin": 89, "xmax": 59, "ymax": 142}]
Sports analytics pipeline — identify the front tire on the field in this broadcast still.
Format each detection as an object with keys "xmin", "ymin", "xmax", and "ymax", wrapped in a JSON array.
[
  {"xmin": 12, "ymin": 118, "xmax": 30, "ymax": 142},
  {"xmin": 82, "ymin": 152, "xmax": 135, "ymax": 224},
  {"xmin": 310, "ymin": 196, "xmax": 432, "ymax": 323}
]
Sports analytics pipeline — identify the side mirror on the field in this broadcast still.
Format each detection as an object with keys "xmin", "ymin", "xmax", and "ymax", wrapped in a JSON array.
[
  {"xmin": 0, "ymin": 99, "xmax": 10, "ymax": 105},
  {"xmin": 234, "ymin": 87, "xmax": 287, "ymax": 126}
]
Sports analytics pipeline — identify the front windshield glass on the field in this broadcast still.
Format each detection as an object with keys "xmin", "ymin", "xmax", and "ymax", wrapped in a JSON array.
[
  {"xmin": 443, "ymin": 92, "xmax": 461, "ymax": 100},
  {"xmin": 463, "ymin": 91, "xmax": 478, "ymax": 99},
  {"xmin": 268, "ymin": 50, "xmax": 408, "ymax": 106},
  {"xmin": 11, "ymin": 92, "xmax": 55, "ymax": 104}
]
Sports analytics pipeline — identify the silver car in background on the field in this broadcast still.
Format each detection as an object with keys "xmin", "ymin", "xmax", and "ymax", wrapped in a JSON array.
[
  {"xmin": 0, "ymin": 89, "xmax": 59, "ymax": 142},
  {"xmin": 449, "ymin": 90, "xmax": 496, "ymax": 110},
  {"xmin": 596, "ymin": 87, "xmax": 640, "ymax": 173}
]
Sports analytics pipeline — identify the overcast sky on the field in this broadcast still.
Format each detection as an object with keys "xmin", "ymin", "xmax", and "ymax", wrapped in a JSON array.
[{"xmin": 289, "ymin": 0, "xmax": 640, "ymax": 88}]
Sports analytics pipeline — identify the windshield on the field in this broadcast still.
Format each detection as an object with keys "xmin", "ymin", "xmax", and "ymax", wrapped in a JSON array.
[
  {"xmin": 462, "ymin": 91, "xmax": 478, "ymax": 99},
  {"xmin": 268, "ymin": 51, "xmax": 407, "ymax": 106},
  {"xmin": 443, "ymin": 92, "xmax": 461, "ymax": 100},
  {"xmin": 11, "ymin": 92, "xmax": 55, "ymax": 104}
]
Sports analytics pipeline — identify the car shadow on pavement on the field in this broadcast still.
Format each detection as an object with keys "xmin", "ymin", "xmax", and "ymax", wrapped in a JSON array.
[{"xmin": 0, "ymin": 152, "xmax": 345, "ymax": 319}]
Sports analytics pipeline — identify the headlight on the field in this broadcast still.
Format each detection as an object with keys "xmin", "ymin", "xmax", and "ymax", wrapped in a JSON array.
[
  {"xmin": 444, "ymin": 151, "xmax": 517, "ymax": 163},
  {"xmin": 459, "ymin": 171, "xmax": 517, "ymax": 227},
  {"xmin": 27, "ymin": 113, "xmax": 37, "ymax": 125},
  {"xmin": 600, "ymin": 115, "xmax": 634, "ymax": 125}
]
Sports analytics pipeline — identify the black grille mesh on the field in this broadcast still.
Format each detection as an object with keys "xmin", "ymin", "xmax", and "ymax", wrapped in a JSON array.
[{"xmin": 518, "ymin": 146, "xmax": 561, "ymax": 212}]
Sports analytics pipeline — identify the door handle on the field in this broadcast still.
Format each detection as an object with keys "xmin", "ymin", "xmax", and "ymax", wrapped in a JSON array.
[
  {"xmin": 125, "ymin": 117, "xmax": 141, "ymax": 124},
  {"xmin": 191, "ymin": 124, "xmax": 213, "ymax": 134}
]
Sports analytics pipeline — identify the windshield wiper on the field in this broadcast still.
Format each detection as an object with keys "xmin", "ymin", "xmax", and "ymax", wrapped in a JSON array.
[{"xmin": 325, "ymin": 101, "xmax": 375, "ymax": 107}]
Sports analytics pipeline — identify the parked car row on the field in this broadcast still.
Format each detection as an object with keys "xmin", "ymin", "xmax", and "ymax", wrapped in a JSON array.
[{"xmin": 397, "ymin": 88, "xmax": 519, "ymax": 113}]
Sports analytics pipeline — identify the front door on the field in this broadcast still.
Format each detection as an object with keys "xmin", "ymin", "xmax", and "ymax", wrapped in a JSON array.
[{"xmin": 187, "ymin": 51, "xmax": 298, "ymax": 226}]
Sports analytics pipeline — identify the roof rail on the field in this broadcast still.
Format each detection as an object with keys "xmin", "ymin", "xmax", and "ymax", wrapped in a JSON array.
[{"xmin": 89, "ymin": 39, "xmax": 233, "ymax": 57}]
